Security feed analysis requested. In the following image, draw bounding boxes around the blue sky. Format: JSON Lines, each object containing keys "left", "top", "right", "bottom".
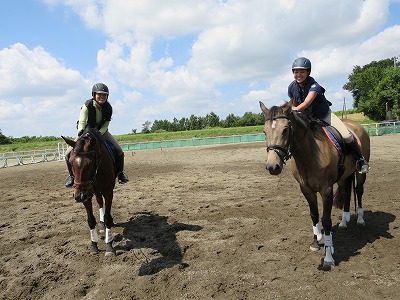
{"left": 1, "top": 0, "right": 400, "bottom": 137}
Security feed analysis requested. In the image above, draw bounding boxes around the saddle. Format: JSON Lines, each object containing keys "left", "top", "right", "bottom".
{"left": 309, "top": 118, "right": 354, "bottom": 180}
{"left": 104, "top": 140, "right": 117, "bottom": 163}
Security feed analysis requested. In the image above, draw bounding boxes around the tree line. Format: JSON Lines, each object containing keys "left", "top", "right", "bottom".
{"left": 0, "top": 130, "right": 60, "bottom": 145}
{"left": 142, "top": 111, "right": 264, "bottom": 133}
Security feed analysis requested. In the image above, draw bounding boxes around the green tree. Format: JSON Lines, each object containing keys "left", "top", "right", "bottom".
{"left": 221, "top": 113, "right": 240, "bottom": 128}
{"left": 0, "top": 129, "right": 12, "bottom": 145}
{"left": 343, "top": 58, "right": 400, "bottom": 120}
{"left": 205, "top": 112, "right": 220, "bottom": 127}
{"left": 142, "top": 121, "right": 152, "bottom": 133}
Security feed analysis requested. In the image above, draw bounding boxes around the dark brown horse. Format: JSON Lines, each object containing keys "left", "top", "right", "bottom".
{"left": 62, "top": 127, "right": 117, "bottom": 255}
{"left": 259, "top": 100, "right": 370, "bottom": 271}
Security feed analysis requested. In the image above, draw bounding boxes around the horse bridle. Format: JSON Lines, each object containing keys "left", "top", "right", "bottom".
{"left": 72, "top": 149, "right": 100, "bottom": 193}
{"left": 265, "top": 115, "right": 293, "bottom": 164}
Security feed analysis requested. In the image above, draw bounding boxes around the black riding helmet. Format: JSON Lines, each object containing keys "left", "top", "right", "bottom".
{"left": 292, "top": 57, "right": 311, "bottom": 73}
{"left": 92, "top": 83, "right": 109, "bottom": 97}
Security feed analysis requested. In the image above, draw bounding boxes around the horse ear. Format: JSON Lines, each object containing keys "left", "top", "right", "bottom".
{"left": 61, "top": 136, "right": 76, "bottom": 148}
{"left": 90, "top": 136, "right": 97, "bottom": 147}
{"left": 283, "top": 100, "right": 292, "bottom": 115}
{"left": 259, "top": 101, "right": 269, "bottom": 115}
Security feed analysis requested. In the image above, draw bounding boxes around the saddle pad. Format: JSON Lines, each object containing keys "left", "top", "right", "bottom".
{"left": 322, "top": 127, "right": 342, "bottom": 154}
{"left": 322, "top": 127, "right": 361, "bottom": 155}
{"left": 104, "top": 140, "right": 116, "bottom": 162}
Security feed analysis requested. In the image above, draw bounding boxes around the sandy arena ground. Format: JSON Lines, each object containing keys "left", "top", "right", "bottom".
{"left": 0, "top": 134, "right": 399, "bottom": 300}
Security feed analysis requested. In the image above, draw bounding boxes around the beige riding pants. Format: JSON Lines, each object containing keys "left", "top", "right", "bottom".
{"left": 321, "top": 110, "right": 353, "bottom": 143}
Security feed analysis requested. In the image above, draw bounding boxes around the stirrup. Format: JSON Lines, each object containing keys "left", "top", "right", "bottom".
{"left": 65, "top": 175, "right": 74, "bottom": 188}
{"left": 357, "top": 159, "right": 370, "bottom": 174}
{"left": 118, "top": 172, "right": 129, "bottom": 184}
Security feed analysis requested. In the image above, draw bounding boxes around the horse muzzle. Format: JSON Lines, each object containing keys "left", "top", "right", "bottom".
{"left": 266, "top": 163, "right": 283, "bottom": 175}
{"left": 73, "top": 189, "right": 93, "bottom": 203}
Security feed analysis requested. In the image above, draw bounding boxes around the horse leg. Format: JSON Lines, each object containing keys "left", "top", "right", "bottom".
{"left": 102, "top": 191, "right": 116, "bottom": 256}
{"left": 320, "top": 187, "right": 335, "bottom": 271}
{"left": 95, "top": 194, "right": 106, "bottom": 234}
{"left": 355, "top": 173, "right": 366, "bottom": 227}
{"left": 300, "top": 186, "right": 322, "bottom": 251}
{"left": 338, "top": 175, "right": 353, "bottom": 229}
{"left": 83, "top": 199, "right": 99, "bottom": 254}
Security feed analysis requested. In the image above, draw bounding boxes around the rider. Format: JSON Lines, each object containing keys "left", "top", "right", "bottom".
{"left": 64, "top": 83, "right": 129, "bottom": 187}
{"left": 288, "top": 57, "right": 370, "bottom": 174}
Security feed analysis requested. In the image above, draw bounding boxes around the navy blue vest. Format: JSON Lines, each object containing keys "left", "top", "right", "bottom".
{"left": 288, "top": 76, "right": 331, "bottom": 118}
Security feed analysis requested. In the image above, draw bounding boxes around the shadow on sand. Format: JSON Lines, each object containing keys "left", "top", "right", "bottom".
{"left": 114, "top": 212, "right": 202, "bottom": 276}
{"left": 323, "top": 210, "right": 396, "bottom": 269}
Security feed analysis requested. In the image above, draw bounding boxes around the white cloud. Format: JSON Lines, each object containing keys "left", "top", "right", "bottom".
{"left": 1, "top": 0, "right": 399, "bottom": 137}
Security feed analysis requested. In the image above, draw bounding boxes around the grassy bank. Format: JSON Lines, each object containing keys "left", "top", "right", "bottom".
{"left": 0, "top": 126, "right": 264, "bottom": 153}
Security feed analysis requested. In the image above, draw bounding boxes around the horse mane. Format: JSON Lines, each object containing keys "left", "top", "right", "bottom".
{"left": 291, "top": 109, "right": 326, "bottom": 141}
{"left": 74, "top": 127, "right": 103, "bottom": 153}
{"left": 266, "top": 106, "right": 282, "bottom": 121}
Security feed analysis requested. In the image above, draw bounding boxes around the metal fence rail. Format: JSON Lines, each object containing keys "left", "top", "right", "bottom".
{"left": 0, "top": 143, "right": 67, "bottom": 168}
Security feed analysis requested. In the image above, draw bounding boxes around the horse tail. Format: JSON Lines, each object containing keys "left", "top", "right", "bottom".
{"left": 352, "top": 172, "right": 357, "bottom": 213}
{"left": 333, "top": 172, "right": 356, "bottom": 210}
{"left": 333, "top": 185, "right": 343, "bottom": 209}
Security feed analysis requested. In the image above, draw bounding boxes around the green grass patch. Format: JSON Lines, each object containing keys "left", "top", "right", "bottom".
{"left": 0, "top": 126, "right": 264, "bottom": 153}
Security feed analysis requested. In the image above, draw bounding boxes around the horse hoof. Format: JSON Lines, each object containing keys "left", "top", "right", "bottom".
{"left": 99, "top": 222, "right": 105, "bottom": 234}
{"left": 338, "top": 221, "right": 348, "bottom": 229}
{"left": 309, "top": 241, "right": 320, "bottom": 251}
{"left": 105, "top": 242, "right": 116, "bottom": 256}
{"left": 322, "top": 261, "right": 335, "bottom": 271}
{"left": 90, "top": 242, "right": 99, "bottom": 255}
{"left": 357, "top": 221, "right": 366, "bottom": 227}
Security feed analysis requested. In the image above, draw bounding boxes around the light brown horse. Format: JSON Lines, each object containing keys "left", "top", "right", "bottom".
{"left": 62, "top": 127, "right": 117, "bottom": 255}
{"left": 259, "top": 100, "right": 370, "bottom": 271}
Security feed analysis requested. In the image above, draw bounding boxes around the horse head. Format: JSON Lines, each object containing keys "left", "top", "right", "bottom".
{"left": 62, "top": 127, "right": 102, "bottom": 202}
{"left": 259, "top": 101, "right": 293, "bottom": 175}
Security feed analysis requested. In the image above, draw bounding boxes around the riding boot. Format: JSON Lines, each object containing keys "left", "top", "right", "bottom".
{"left": 65, "top": 159, "right": 74, "bottom": 188}
{"left": 116, "top": 154, "right": 129, "bottom": 184}
{"left": 346, "top": 139, "right": 370, "bottom": 174}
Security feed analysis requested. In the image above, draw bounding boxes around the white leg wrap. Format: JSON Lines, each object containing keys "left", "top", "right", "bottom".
{"left": 99, "top": 208, "right": 104, "bottom": 222}
{"left": 342, "top": 211, "right": 350, "bottom": 222}
{"left": 313, "top": 222, "right": 323, "bottom": 242}
{"left": 90, "top": 229, "right": 99, "bottom": 243}
{"left": 323, "top": 233, "right": 335, "bottom": 266}
{"left": 105, "top": 228, "right": 113, "bottom": 243}
{"left": 324, "top": 233, "right": 334, "bottom": 254}
{"left": 357, "top": 207, "right": 365, "bottom": 225}
{"left": 339, "top": 211, "right": 350, "bottom": 228}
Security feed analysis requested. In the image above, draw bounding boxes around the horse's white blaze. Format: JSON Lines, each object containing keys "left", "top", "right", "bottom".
{"left": 76, "top": 157, "right": 82, "bottom": 167}
{"left": 313, "top": 222, "right": 323, "bottom": 242}
{"left": 90, "top": 229, "right": 99, "bottom": 243}
{"left": 272, "top": 120, "right": 276, "bottom": 129}
{"left": 105, "top": 228, "right": 113, "bottom": 243}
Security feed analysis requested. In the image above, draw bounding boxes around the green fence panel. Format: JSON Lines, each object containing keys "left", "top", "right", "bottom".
{"left": 121, "top": 133, "right": 266, "bottom": 151}
{"left": 120, "top": 126, "right": 398, "bottom": 152}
